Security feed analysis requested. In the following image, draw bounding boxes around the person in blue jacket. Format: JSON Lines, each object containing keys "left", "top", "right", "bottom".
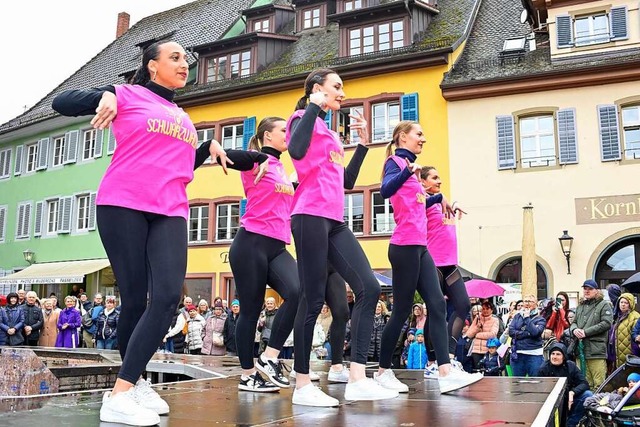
{"left": 407, "top": 329, "right": 428, "bottom": 369}
{"left": 477, "top": 338, "right": 504, "bottom": 376}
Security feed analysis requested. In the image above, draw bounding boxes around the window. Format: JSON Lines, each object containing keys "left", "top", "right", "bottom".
{"left": 371, "top": 191, "right": 395, "bottom": 234}
{"left": 184, "top": 278, "right": 212, "bottom": 305}
{"left": 303, "top": 8, "right": 320, "bottom": 29}
{"left": 574, "top": 14, "right": 609, "bottom": 46}
{"left": 197, "top": 128, "right": 215, "bottom": 164}
{"left": 25, "top": 143, "right": 38, "bottom": 173}
{"left": 222, "top": 124, "right": 244, "bottom": 150}
{"left": 495, "top": 257, "right": 548, "bottom": 300}
{"left": 519, "top": 115, "right": 556, "bottom": 168}
{"left": 372, "top": 101, "right": 400, "bottom": 142}
{"left": 216, "top": 203, "right": 240, "bottom": 241}
{"left": 82, "top": 129, "right": 97, "bottom": 160}
{"left": 52, "top": 136, "right": 65, "bottom": 167}
{"left": 206, "top": 50, "right": 251, "bottom": 82}
{"left": 76, "top": 194, "right": 90, "bottom": 232}
{"left": 0, "top": 148, "right": 10, "bottom": 179}
{"left": 189, "top": 205, "right": 209, "bottom": 243}
{"left": 253, "top": 19, "right": 270, "bottom": 33}
{"left": 349, "top": 21, "right": 404, "bottom": 56}
{"left": 46, "top": 199, "right": 59, "bottom": 235}
{"left": 0, "top": 205, "right": 6, "bottom": 243}
{"left": 622, "top": 106, "right": 640, "bottom": 160}
{"left": 344, "top": 193, "right": 364, "bottom": 234}
{"left": 15, "top": 202, "right": 31, "bottom": 240}
{"left": 337, "top": 106, "right": 364, "bottom": 145}
{"left": 344, "top": 0, "right": 363, "bottom": 12}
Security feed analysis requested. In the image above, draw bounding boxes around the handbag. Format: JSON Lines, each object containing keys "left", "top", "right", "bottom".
{"left": 8, "top": 330, "right": 25, "bottom": 346}
{"left": 212, "top": 331, "right": 224, "bottom": 347}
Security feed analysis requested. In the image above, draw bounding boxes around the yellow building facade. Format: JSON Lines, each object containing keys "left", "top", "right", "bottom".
{"left": 183, "top": 63, "right": 460, "bottom": 303}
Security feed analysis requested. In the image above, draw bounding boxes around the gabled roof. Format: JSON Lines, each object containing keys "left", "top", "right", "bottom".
{"left": 0, "top": 0, "right": 255, "bottom": 135}
{"left": 442, "top": 0, "right": 640, "bottom": 89}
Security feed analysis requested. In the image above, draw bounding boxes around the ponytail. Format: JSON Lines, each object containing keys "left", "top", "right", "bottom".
{"left": 248, "top": 135, "right": 261, "bottom": 151}
{"left": 131, "top": 41, "right": 165, "bottom": 86}
{"left": 293, "top": 68, "right": 337, "bottom": 111}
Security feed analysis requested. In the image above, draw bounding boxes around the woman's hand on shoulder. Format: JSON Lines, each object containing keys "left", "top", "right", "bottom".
{"left": 91, "top": 92, "right": 117, "bottom": 130}
{"left": 309, "top": 91, "right": 327, "bottom": 108}
{"left": 253, "top": 158, "right": 268, "bottom": 184}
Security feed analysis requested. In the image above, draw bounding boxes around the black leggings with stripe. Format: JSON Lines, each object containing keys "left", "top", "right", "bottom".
{"left": 379, "top": 244, "right": 450, "bottom": 368}
{"left": 97, "top": 205, "right": 187, "bottom": 384}
{"left": 229, "top": 227, "right": 300, "bottom": 370}
{"left": 292, "top": 215, "right": 380, "bottom": 374}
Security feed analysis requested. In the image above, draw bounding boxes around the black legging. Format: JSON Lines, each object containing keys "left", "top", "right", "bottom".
{"left": 380, "top": 244, "right": 449, "bottom": 368}
{"left": 292, "top": 215, "right": 380, "bottom": 374}
{"left": 325, "top": 265, "right": 350, "bottom": 365}
{"left": 439, "top": 265, "right": 471, "bottom": 353}
{"left": 229, "top": 227, "right": 299, "bottom": 370}
{"left": 97, "top": 205, "right": 186, "bottom": 384}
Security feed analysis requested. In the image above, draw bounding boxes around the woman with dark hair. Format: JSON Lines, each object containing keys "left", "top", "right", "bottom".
{"left": 420, "top": 166, "right": 471, "bottom": 352}
{"left": 286, "top": 68, "right": 397, "bottom": 406}
{"left": 375, "top": 121, "right": 482, "bottom": 394}
{"left": 53, "top": 41, "right": 229, "bottom": 426}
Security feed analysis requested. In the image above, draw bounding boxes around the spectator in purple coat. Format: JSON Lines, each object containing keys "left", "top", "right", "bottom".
{"left": 55, "top": 296, "right": 82, "bottom": 348}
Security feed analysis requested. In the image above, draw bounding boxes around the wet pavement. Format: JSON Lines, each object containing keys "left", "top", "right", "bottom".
{"left": 0, "top": 358, "right": 565, "bottom": 426}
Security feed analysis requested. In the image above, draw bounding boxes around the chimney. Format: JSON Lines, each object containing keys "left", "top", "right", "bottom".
{"left": 116, "top": 12, "right": 130, "bottom": 38}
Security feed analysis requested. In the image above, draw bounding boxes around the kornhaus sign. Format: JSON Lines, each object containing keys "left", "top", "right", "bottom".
{"left": 576, "top": 194, "right": 640, "bottom": 225}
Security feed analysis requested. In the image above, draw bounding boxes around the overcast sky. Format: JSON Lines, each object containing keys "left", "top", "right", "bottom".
{"left": 0, "top": 1, "right": 194, "bottom": 125}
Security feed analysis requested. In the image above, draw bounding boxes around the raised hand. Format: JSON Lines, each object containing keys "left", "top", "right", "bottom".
{"left": 349, "top": 110, "right": 369, "bottom": 146}
{"left": 208, "top": 139, "right": 234, "bottom": 174}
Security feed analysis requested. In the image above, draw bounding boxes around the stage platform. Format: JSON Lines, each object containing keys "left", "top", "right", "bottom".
{"left": 0, "top": 356, "right": 566, "bottom": 427}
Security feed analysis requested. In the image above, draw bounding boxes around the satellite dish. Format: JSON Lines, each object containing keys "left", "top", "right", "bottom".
{"left": 520, "top": 9, "right": 529, "bottom": 24}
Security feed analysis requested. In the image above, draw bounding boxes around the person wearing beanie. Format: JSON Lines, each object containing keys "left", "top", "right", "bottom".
{"left": 407, "top": 329, "right": 428, "bottom": 369}
{"left": 570, "top": 280, "right": 613, "bottom": 390}
{"left": 0, "top": 292, "right": 25, "bottom": 346}
{"left": 609, "top": 292, "right": 640, "bottom": 371}
{"left": 606, "top": 284, "right": 622, "bottom": 320}
{"left": 223, "top": 300, "right": 240, "bottom": 356}
{"left": 538, "top": 342, "right": 592, "bottom": 427}
{"left": 400, "top": 328, "right": 417, "bottom": 368}
{"left": 184, "top": 305, "right": 205, "bottom": 355}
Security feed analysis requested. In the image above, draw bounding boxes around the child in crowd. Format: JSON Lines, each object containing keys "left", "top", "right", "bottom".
{"left": 401, "top": 328, "right": 416, "bottom": 368}
{"left": 584, "top": 373, "right": 640, "bottom": 413}
{"left": 407, "top": 329, "right": 427, "bottom": 370}
{"left": 477, "top": 338, "right": 504, "bottom": 376}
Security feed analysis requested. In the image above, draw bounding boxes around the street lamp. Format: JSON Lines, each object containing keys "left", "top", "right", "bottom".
{"left": 23, "top": 249, "right": 35, "bottom": 265}
{"left": 558, "top": 230, "right": 573, "bottom": 275}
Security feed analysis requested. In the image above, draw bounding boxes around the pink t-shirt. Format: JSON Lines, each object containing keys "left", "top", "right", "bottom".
{"left": 97, "top": 85, "right": 197, "bottom": 219}
{"left": 286, "top": 110, "right": 345, "bottom": 222}
{"left": 240, "top": 154, "right": 294, "bottom": 244}
{"left": 387, "top": 156, "right": 428, "bottom": 246}
{"left": 426, "top": 203, "right": 458, "bottom": 266}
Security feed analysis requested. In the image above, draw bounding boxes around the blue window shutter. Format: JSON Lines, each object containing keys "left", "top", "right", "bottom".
{"left": 496, "top": 115, "right": 516, "bottom": 170}
{"left": 239, "top": 199, "right": 248, "bottom": 217}
{"left": 557, "top": 108, "right": 578, "bottom": 164}
{"left": 242, "top": 116, "right": 256, "bottom": 150}
{"left": 400, "top": 93, "right": 419, "bottom": 121}
{"left": 324, "top": 110, "right": 333, "bottom": 129}
{"left": 597, "top": 105, "right": 621, "bottom": 161}
{"left": 610, "top": 6, "right": 628, "bottom": 40}
{"left": 556, "top": 15, "right": 573, "bottom": 48}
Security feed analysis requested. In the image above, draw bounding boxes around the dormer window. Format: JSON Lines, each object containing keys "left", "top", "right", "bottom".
{"left": 344, "top": 1, "right": 363, "bottom": 12}
{"left": 349, "top": 21, "right": 405, "bottom": 55}
{"left": 303, "top": 7, "right": 321, "bottom": 29}
{"left": 252, "top": 18, "right": 271, "bottom": 33}
{"left": 206, "top": 50, "right": 252, "bottom": 82}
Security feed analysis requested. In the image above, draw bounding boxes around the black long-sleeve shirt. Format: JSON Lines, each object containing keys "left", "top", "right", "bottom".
{"left": 52, "top": 82, "right": 216, "bottom": 170}
{"left": 288, "top": 103, "right": 369, "bottom": 189}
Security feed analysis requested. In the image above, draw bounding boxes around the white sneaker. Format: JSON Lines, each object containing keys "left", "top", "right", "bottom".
{"left": 327, "top": 366, "right": 350, "bottom": 383}
{"left": 292, "top": 383, "right": 339, "bottom": 407}
{"left": 373, "top": 369, "right": 409, "bottom": 393}
{"left": 238, "top": 372, "right": 281, "bottom": 392}
{"left": 290, "top": 368, "right": 320, "bottom": 381}
{"left": 344, "top": 378, "right": 399, "bottom": 401}
{"left": 450, "top": 358, "right": 465, "bottom": 371}
{"left": 134, "top": 378, "right": 170, "bottom": 415}
{"left": 424, "top": 364, "right": 439, "bottom": 379}
{"left": 100, "top": 390, "right": 161, "bottom": 426}
{"left": 256, "top": 355, "right": 291, "bottom": 388}
{"left": 439, "top": 369, "right": 483, "bottom": 394}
